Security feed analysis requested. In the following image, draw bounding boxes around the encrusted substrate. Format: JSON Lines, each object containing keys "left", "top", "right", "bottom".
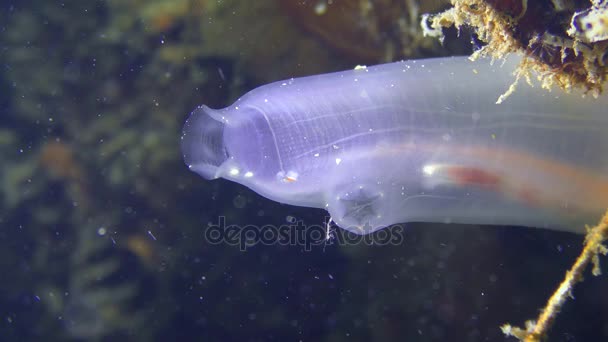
{"left": 424, "top": 0, "right": 608, "bottom": 99}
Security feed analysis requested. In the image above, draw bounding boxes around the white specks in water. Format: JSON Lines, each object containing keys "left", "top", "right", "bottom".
{"left": 244, "top": 171, "right": 254, "bottom": 178}
{"left": 313, "top": 153, "right": 320, "bottom": 157}
{"left": 472, "top": 111, "right": 480, "bottom": 122}
{"left": 229, "top": 168, "right": 240, "bottom": 176}
{"left": 335, "top": 158, "right": 342, "bottom": 165}
{"left": 332, "top": 144, "right": 340, "bottom": 150}
{"left": 235, "top": 106, "right": 239, "bottom": 110}
{"left": 314, "top": 1, "right": 327, "bottom": 15}
{"left": 442, "top": 133, "right": 452, "bottom": 142}
{"left": 97, "top": 227, "right": 107, "bottom": 236}
{"left": 147, "top": 230, "right": 157, "bottom": 241}
{"left": 233, "top": 194, "right": 247, "bottom": 209}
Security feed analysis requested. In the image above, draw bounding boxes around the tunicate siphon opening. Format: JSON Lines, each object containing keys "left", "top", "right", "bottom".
{"left": 181, "top": 105, "right": 229, "bottom": 179}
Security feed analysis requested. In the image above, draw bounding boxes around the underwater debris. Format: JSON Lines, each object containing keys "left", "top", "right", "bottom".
{"left": 423, "top": 0, "right": 608, "bottom": 99}
{"left": 501, "top": 210, "right": 608, "bottom": 342}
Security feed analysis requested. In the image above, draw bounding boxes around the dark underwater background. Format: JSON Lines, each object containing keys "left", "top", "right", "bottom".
{"left": 1, "top": 1, "right": 607, "bottom": 341}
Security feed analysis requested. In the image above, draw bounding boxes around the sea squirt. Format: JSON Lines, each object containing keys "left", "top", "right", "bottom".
{"left": 181, "top": 55, "right": 608, "bottom": 235}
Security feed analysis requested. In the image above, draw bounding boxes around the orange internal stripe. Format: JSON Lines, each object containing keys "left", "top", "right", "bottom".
{"left": 445, "top": 166, "right": 502, "bottom": 189}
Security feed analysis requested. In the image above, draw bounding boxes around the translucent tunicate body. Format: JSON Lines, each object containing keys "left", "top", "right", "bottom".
{"left": 182, "top": 55, "right": 608, "bottom": 234}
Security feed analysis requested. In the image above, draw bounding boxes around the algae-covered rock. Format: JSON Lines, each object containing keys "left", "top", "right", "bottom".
{"left": 424, "top": 0, "right": 608, "bottom": 97}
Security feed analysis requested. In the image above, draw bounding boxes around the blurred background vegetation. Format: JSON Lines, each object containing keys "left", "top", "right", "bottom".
{"left": 1, "top": 0, "right": 607, "bottom": 341}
